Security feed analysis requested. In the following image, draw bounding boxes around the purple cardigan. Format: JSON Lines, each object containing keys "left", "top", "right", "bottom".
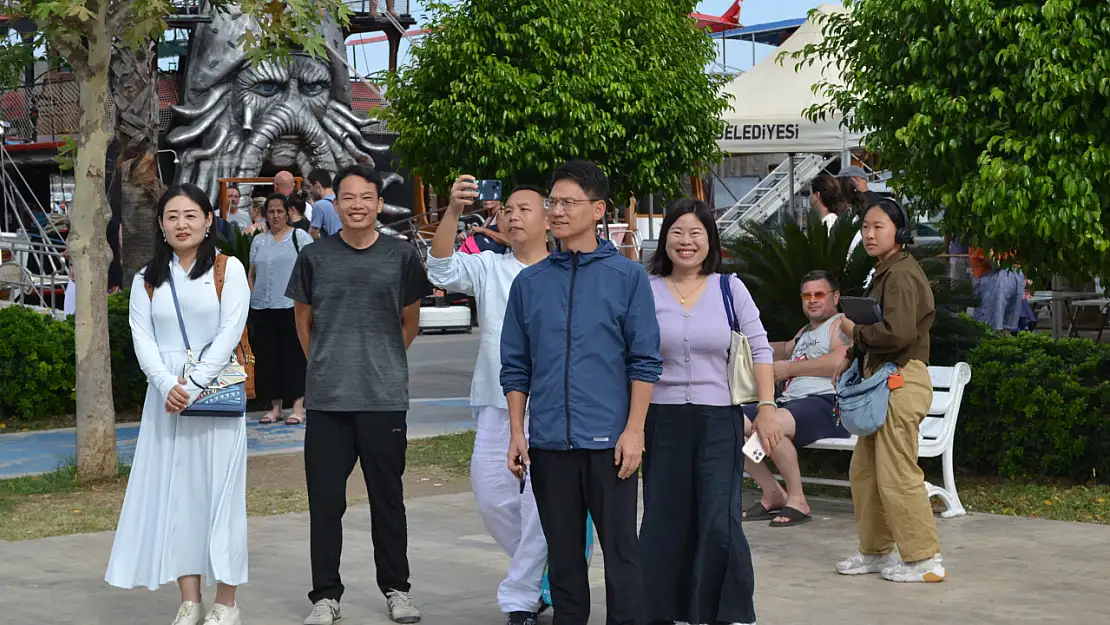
{"left": 649, "top": 273, "right": 773, "bottom": 406}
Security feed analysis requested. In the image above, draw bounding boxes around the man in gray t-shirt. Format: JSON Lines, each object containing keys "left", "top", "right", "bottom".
{"left": 285, "top": 164, "right": 432, "bottom": 625}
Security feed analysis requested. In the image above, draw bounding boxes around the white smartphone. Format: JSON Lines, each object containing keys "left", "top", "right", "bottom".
{"left": 742, "top": 435, "right": 767, "bottom": 463}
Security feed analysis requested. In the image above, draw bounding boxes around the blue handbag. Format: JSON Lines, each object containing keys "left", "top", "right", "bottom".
{"left": 834, "top": 359, "right": 897, "bottom": 436}
{"left": 168, "top": 273, "right": 248, "bottom": 417}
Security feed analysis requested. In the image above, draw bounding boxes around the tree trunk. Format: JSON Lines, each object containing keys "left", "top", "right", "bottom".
{"left": 111, "top": 41, "right": 162, "bottom": 283}
{"left": 71, "top": 17, "right": 119, "bottom": 481}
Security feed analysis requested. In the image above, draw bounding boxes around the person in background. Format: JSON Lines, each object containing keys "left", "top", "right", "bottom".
{"left": 809, "top": 174, "right": 847, "bottom": 232}
{"left": 105, "top": 184, "right": 250, "bottom": 625}
{"left": 427, "top": 175, "right": 552, "bottom": 625}
{"left": 639, "top": 198, "right": 771, "bottom": 625}
{"left": 245, "top": 197, "right": 268, "bottom": 234}
{"left": 225, "top": 186, "right": 253, "bottom": 232}
{"left": 275, "top": 170, "right": 297, "bottom": 198}
{"left": 741, "top": 270, "right": 851, "bottom": 527}
{"left": 288, "top": 191, "right": 312, "bottom": 231}
{"left": 836, "top": 198, "right": 945, "bottom": 583}
{"left": 308, "top": 170, "right": 342, "bottom": 239}
{"left": 501, "top": 160, "right": 661, "bottom": 625}
{"left": 249, "top": 193, "right": 314, "bottom": 425}
{"left": 287, "top": 163, "right": 432, "bottom": 625}
{"left": 968, "top": 247, "right": 1026, "bottom": 332}
{"left": 838, "top": 165, "right": 883, "bottom": 209}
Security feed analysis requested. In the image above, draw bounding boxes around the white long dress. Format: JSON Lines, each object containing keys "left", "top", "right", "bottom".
{"left": 105, "top": 255, "right": 251, "bottom": 590}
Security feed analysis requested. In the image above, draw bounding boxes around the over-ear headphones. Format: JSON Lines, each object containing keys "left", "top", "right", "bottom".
{"left": 878, "top": 197, "right": 914, "bottom": 245}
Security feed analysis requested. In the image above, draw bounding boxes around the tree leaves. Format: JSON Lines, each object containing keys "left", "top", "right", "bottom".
{"left": 797, "top": 0, "right": 1110, "bottom": 282}
{"left": 384, "top": 0, "right": 728, "bottom": 204}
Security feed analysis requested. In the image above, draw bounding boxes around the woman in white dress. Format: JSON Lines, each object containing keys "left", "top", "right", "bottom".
{"left": 105, "top": 183, "right": 250, "bottom": 625}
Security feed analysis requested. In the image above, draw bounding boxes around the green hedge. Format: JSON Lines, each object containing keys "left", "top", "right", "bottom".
{"left": 960, "top": 332, "right": 1110, "bottom": 482}
{"left": 0, "top": 305, "right": 76, "bottom": 419}
{"left": 0, "top": 291, "right": 147, "bottom": 421}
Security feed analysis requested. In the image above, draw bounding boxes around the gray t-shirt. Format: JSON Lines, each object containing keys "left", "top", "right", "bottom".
{"left": 227, "top": 208, "right": 253, "bottom": 231}
{"left": 285, "top": 234, "right": 433, "bottom": 412}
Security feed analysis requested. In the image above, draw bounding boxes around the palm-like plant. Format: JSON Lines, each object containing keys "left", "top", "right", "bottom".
{"left": 723, "top": 212, "right": 985, "bottom": 365}
{"left": 215, "top": 227, "right": 257, "bottom": 270}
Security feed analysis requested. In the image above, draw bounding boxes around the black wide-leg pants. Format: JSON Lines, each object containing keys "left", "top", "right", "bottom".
{"left": 640, "top": 403, "right": 756, "bottom": 625}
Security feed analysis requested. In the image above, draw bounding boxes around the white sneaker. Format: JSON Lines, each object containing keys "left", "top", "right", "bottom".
{"left": 172, "top": 601, "right": 205, "bottom": 625}
{"left": 835, "top": 551, "right": 901, "bottom": 575}
{"left": 304, "top": 599, "right": 342, "bottom": 625}
{"left": 386, "top": 590, "right": 422, "bottom": 624}
{"left": 203, "top": 604, "right": 241, "bottom": 625}
{"left": 881, "top": 553, "right": 946, "bottom": 583}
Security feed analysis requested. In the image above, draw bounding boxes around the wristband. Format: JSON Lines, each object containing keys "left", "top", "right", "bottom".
{"left": 757, "top": 400, "right": 777, "bottom": 411}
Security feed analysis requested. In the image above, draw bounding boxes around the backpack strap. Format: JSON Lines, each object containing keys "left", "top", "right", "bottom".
{"left": 292, "top": 229, "right": 302, "bottom": 254}
{"left": 214, "top": 254, "right": 227, "bottom": 302}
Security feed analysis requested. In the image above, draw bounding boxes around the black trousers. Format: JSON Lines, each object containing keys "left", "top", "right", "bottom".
{"left": 305, "top": 410, "right": 411, "bottom": 603}
{"left": 640, "top": 404, "right": 756, "bottom": 625}
{"left": 248, "top": 307, "right": 306, "bottom": 403}
{"left": 530, "top": 448, "right": 640, "bottom": 625}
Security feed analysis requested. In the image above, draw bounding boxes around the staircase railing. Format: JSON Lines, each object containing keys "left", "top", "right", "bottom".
{"left": 716, "top": 153, "right": 834, "bottom": 240}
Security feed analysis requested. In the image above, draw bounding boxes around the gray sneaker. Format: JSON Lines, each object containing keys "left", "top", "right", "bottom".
{"left": 304, "top": 599, "right": 341, "bottom": 625}
{"left": 386, "top": 590, "right": 421, "bottom": 624}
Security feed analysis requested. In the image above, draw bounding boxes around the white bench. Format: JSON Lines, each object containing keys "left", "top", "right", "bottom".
{"left": 799, "top": 362, "right": 972, "bottom": 518}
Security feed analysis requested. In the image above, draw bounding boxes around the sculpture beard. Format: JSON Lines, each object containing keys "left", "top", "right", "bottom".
{"left": 168, "top": 54, "right": 411, "bottom": 235}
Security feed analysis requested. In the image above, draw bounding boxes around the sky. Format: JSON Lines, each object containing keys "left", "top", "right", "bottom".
{"left": 346, "top": 0, "right": 841, "bottom": 78}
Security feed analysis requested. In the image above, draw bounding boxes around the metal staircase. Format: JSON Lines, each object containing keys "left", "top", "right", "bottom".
{"left": 716, "top": 153, "right": 834, "bottom": 240}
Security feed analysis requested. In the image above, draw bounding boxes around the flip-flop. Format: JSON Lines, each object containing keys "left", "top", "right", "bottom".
{"left": 259, "top": 415, "right": 280, "bottom": 424}
{"left": 769, "top": 506, "right": 812, "bottom": 527}
{"left": 742, "top": 501, "right": 780, "bottom": 522}
{"left": 285, "top": 415, "right": 305, "bottom": 425}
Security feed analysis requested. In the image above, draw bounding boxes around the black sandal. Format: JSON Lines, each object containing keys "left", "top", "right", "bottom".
{"left": 742, "top": 501, "right": 780, "bottom": 522}
{"left": 769, "top": 506, "right": 812, "bottom": 527}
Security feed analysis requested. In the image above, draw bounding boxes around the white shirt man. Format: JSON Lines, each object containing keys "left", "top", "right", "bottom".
{"left": 425, "top": 176, "right": 551, "bottom": 625}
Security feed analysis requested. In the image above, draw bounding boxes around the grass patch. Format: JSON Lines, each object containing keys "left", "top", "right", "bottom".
{"left": 408, "top": 430, "right": 475, "bottom": 476}
{"left": 746, "top": 474, "right": 1110, "bottom": 525}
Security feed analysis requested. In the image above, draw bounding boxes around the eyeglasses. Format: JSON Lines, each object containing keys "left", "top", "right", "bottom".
{"left": 543, "top": 197, "right": 601, "bottom": 212}
{"left": 801, "top": 290, "right": 836, "bottom": 301}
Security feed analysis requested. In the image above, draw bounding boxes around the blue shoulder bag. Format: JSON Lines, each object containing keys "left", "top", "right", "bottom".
{"left": 834, "top": 359, "right": 897, "bottom": 436}
{"left": 168, "top": 272, "right": 248, "bottom": 417}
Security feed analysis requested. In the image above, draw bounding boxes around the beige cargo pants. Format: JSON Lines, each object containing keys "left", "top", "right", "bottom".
{"left": 848, "top": 358, "right": 940, "bottom": 563}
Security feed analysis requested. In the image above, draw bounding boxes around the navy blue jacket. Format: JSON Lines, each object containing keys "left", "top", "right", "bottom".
{"left": 500, "top": 239, "right": 662, "bottom": 450}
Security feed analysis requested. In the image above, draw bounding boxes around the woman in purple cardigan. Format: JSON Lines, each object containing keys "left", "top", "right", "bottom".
{"left": 639, "top": 199, "right": 775, "bottom": 625}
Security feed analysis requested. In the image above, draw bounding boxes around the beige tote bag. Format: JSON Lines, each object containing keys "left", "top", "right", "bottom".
{"left": 720, "top": 274, "right": 758, "bottom": 405}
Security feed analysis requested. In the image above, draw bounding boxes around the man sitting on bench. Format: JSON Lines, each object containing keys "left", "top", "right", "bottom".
{"left": 741, "top": 270, "right": 852, "bottom": 527}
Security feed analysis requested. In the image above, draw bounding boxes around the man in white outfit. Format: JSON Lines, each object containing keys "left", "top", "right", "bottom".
{"left": 426, "top": 175, "right": 550, "bottom": 625}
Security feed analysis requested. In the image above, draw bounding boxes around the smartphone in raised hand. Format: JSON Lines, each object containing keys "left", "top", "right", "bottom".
{"left": 475, "top": 179, "right": 502, "bottom": 202}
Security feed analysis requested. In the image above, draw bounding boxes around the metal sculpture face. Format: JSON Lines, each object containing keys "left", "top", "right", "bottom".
{"left": 167, "top": 2, "right": 411, "bottom": 229}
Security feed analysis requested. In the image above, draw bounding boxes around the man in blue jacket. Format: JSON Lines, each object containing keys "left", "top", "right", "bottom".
{"left": 501, "top": 160, "right": 662, "bottom": 625}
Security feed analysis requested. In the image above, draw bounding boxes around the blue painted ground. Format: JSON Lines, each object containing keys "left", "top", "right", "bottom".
{"left": 0, "top": 397, "right": 475, "bottom": 479}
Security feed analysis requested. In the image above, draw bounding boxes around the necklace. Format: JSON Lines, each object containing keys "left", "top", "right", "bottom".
{"left": 668, "top": 276, "right": 706, "bottom": 305}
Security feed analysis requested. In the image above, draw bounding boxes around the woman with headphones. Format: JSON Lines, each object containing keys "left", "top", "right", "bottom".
{"left": 834, "top": 198, "right": 945, "bottom": 584}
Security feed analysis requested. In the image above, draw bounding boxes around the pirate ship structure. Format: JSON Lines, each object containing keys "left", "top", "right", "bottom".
{"left": 0, "top": 1, "right": 418, "bottom": 307}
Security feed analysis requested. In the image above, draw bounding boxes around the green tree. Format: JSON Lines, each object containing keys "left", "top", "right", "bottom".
{"left": 384, "top": 0, "right": 729, "bottom": 203}
{"left": 0, "top": 0, "right": 351, "bottom": 480}
{"left": 797, "top": 0, "right": 1110, "bottom": 281}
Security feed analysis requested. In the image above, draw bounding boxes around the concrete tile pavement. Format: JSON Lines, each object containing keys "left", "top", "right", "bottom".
{"left": 1, "top": 490, "right": 1107, "bottom": 625}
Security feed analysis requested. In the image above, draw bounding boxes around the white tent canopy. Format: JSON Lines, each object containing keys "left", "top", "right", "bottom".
{"left": 716, "top": 4, "right": 865, "bottom": 154}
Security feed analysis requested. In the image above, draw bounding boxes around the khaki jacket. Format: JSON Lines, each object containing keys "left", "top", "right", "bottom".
{"left": 853, "top": 251, "right": 935, "bottom": 371}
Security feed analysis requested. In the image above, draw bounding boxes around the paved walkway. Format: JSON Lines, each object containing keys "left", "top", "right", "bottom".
{"left": 2, "top": 489, "right": 1108, "bottom": 624}
{"left": 0, "top": 398, "right": 475, "bottom": 478}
